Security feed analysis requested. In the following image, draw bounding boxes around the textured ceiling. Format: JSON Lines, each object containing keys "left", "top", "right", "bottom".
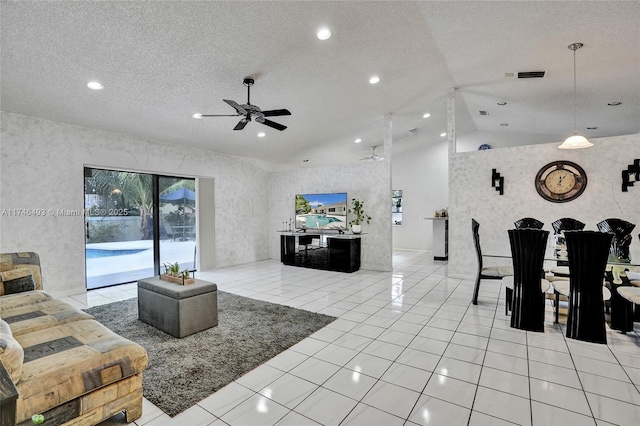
{"left": 1, "top": 1, "right": 638, "bottom": 169}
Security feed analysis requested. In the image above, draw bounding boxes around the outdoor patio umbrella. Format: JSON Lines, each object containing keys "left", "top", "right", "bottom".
{"left": 160, "top": 188, "right": 196, "bottom": 204}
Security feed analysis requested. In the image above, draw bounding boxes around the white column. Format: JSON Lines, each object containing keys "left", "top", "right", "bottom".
{"left": 447, "top": 88, "right": 456, "bottom": 155}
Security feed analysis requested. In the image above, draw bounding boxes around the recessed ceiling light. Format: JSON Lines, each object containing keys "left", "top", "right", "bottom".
{"left": 355, "top": 138, "right": 362, "bottom": 143}
{"left": 440, "top": 132, "right": 447, "bottom": 137}
{"left": 317, "top": 28, "right": 331, "bottom": 40}
{"left": 369, "top": 76, "right": 380, "bottom": 84}
{"left": 192, "top": 113, "right": 203, "bottom": 119}
{"left": 497, "top": 102, "right": 507, "bottom": 106}
{"left": 257, "top": 132, "right": 266, "bottom": 138}
{"left": 87, "top": 81, "right": 104, "bottom": 90}
{"left": 587, "top": 126, "right": 598, "bottom": 130}
{"left": 423, "top": 113, "right": 431, "bottom": 118}
{"left": 607, "top": 102, "right": 622, "bottom": 106}
{"left": 500, "top": 123, "right": 509, "bottom": 126}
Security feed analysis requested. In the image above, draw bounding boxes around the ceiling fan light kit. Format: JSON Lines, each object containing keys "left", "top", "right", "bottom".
{"left": 558, "top": 43, "right": 593, "bottom": 150}
{"left": 198, "top": 77, "right": 291, "bottom": 131}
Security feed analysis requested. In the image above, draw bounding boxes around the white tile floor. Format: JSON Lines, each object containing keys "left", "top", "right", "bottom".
{"left": 61, "top": 250, "right": 640, "bottom": 426}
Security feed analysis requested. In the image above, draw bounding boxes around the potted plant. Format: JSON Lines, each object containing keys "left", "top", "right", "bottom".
{"left": 160, "top": 262, "right": 194, "bottom": 285}
{"left": 348, "top": 198, "right": 371, "bottom": 234}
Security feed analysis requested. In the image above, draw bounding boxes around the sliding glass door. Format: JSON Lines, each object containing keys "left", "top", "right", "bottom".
{"left": 159, "top": 176, "right": 197, "bottom": 273}
{"left": 84, "top": 168, "right": 196, "bottom": 289}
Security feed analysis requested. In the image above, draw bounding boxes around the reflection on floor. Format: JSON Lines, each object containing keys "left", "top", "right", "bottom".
{"left": 57, "top": 250, "right": 640, "bottom": 426}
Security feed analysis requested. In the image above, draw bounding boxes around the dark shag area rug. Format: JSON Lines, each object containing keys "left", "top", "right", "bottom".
{"left": 84, "top": 291, "right": 336, "bottom": 417}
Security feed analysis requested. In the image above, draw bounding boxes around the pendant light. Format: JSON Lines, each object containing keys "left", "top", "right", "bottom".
{"left": 558, "top": 43, "right": 593, "bottom": 149}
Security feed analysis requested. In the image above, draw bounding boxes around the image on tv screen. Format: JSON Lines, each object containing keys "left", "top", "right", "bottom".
{"left": 295, "top": 193, "right": 347, "bottom": 230}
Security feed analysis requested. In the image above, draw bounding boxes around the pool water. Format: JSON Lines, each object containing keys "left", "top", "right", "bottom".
{"left": 85, "top": 248, "right": 148, "bottom": 259}
{"left": 301, "top": 214, "right": 345, "bottom": 228}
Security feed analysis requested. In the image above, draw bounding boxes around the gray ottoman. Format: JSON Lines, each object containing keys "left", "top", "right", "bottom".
{"left": 137, "top": 277, "right": 218, "bottom": 338}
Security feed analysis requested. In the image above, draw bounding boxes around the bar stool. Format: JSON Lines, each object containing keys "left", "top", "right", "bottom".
{"left": 507, "top": 228, "right": 549, "bottom": 332}
{"left": 563, "top": 230, "right": 614, "bottom": 344}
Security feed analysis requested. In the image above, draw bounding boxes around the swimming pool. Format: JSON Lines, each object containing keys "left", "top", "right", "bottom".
{"left": 85, "top": 248, "right": 148, "bottom": 259}
{"left": 299, "top": 214, "right": 346, "bottom": 228}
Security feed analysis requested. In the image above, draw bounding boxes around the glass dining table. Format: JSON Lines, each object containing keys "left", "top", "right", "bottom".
{"left": 484, "top": 249, "right": 640, "bottom": 332}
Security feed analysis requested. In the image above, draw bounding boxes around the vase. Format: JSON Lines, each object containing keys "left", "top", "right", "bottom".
{"left": 352, "top": 224, "right": 362, "bottom": 234}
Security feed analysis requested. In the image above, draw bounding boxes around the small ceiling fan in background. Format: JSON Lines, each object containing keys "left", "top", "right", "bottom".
{"left": 360, "top": 146, "right": 385, "bottom": 161}
{"left": 196, "top": 77, "right": 291, "bottom": 131}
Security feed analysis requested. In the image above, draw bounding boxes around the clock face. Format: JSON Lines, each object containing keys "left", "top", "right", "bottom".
{"left": 535, "top": 161, "right": 587, "bottom": 202}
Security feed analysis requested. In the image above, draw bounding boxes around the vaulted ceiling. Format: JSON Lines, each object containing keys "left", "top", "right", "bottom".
{"left": 2, "top": 1, "right": 638, "bottom": 169}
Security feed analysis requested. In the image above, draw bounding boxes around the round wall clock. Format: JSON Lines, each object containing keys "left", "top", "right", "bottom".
{"left": 535, "top": 161, "right": 587, "bottom": 203}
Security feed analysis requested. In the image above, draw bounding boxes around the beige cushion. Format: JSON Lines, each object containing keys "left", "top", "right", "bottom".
{"left": 553, "top": 279, "right": 611, "bottom": 301}
{"left": 631, "top": 280, "right": 640, "bottom": 288}
{"left": 0, "top": 290, "right": 52, "bottom": 312}
{"left": 14, "top": 320, "right": 148, "bottom": 423}
{"left": 0, "top": 319, "right": 24, "bottom": 383}
{"left": 550, "top": 266, "right": 570, "bottom": 276}
{"left": 547, "top": 275, "right": 570, "bottom": 283}
{"left": 1, "top": 298, "right": 94, "bottom": 336}
{"left": 482, "top": 266, "right": 513, "bottom": 277}
{"left": 618, "top": 286, "right": 640, "bottom": 304}
{"left": 502, "top": 276, "right": 550, "bottom": 293}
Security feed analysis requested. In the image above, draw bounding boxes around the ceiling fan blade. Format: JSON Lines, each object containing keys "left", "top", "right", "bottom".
{"left": 223, "top": 99, "right": 247, "bottom": 115}
{"left": 260, "top": 119, "right": 287, "bottom": 131}
{"left": 200, "top": 114, "right": 240, "bottom": 117}
{"left": 233, "top": 119, "right": 249, "bottom": 131}
{"left": 261, "top": 109, "right": 291, "bottom": 117}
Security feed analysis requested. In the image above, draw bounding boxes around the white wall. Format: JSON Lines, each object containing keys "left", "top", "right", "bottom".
{"left": 269, "top": 160, "right": 392, "bottom": 271}
{"left": 392, "top": 140, "right": 449, "bottom": 250}
{"left": 448, "top": 134, "right": 640, "bottom": 278}
{"left": 0, "top": 112, "right": 272, "bottom": 296}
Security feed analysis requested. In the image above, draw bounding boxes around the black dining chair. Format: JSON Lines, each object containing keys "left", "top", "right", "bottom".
{"left": 562, "top": 230, "right": 615, "bottom": 344}
{"left": 507, "top": 228, "right": 549, "bottom": 332}
{"left": 471, "top": 219, "right": 513, "bottom": 305}
{"left": 549, "top": 218, "right": 586, "bottom": 277}
{"left": 596, "top": 218, "right": 635, "bottom": 261}
{"left": 617, "top": 286, "right": 640, "bottom": 333}
{"left": 551, "top": 218, "right": 586, "bottom": 235}
{"left": 514, "top": 217, "right": 544, "bottom": 230}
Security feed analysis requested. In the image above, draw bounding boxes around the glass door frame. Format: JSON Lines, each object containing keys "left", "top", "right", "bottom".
{"left": 84, "top": 167, "right": 197, "bottom": 289}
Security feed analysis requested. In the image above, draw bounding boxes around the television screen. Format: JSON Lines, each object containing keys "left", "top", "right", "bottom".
{"left": 295, "top": 193, "right": 348, "bottom": 230}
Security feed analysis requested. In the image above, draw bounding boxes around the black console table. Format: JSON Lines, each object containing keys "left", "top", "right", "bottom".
{"left": 280, "top": 233, "right": 361, "bottom": 273}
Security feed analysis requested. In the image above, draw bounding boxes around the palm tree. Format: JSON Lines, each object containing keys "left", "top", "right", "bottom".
{"left": 119, "top": 172, "right": 153, "bottom": 240}
{"left": 86, "top": 170, "right": 154, "bottom": 239}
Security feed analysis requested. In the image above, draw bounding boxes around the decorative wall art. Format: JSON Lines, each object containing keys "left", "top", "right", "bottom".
{"left": 491, "top": 169, "right": 504, "bottom": 195}
{"left": 621, "top": 159, "right": 640, "bottom": 192}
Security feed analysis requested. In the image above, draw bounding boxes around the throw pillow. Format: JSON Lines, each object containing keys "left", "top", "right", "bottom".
{"left": 0, "top": 267, "right": 36, "bottom": 296}
{"left": 0, "top": 319, "right": 24, "bottom": 383}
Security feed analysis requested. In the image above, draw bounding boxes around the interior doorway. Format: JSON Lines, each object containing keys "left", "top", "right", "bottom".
{"left": 84, "top": 167, "right": 196, "bottom": 289}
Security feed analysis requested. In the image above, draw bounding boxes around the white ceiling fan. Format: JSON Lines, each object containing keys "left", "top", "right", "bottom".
{"left": 360, "top": 146, "right": 385, "bottom": 161}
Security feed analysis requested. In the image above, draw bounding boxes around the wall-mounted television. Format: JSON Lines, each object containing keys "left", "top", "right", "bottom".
{"left": 295, "top": 192, "right": 348, "bottom": 230}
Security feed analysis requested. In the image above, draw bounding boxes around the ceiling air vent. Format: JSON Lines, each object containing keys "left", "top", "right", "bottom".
{"left": 408, "top": 128, "right": 420, "bottom": 135}
{"left": 517, "top": 71, "right": 546, "bottom": 79}
{"left": 478, "top": 110, "right": 489, "bottom": 116}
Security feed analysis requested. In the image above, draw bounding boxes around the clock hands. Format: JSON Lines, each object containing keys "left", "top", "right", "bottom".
{"left": 557, "top": 175, "right": 565, "bottom": 186}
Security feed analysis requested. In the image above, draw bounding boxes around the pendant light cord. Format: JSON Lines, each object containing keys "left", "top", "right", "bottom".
{"left": 573, "top": 47, "right": 577, "bottom": 133}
